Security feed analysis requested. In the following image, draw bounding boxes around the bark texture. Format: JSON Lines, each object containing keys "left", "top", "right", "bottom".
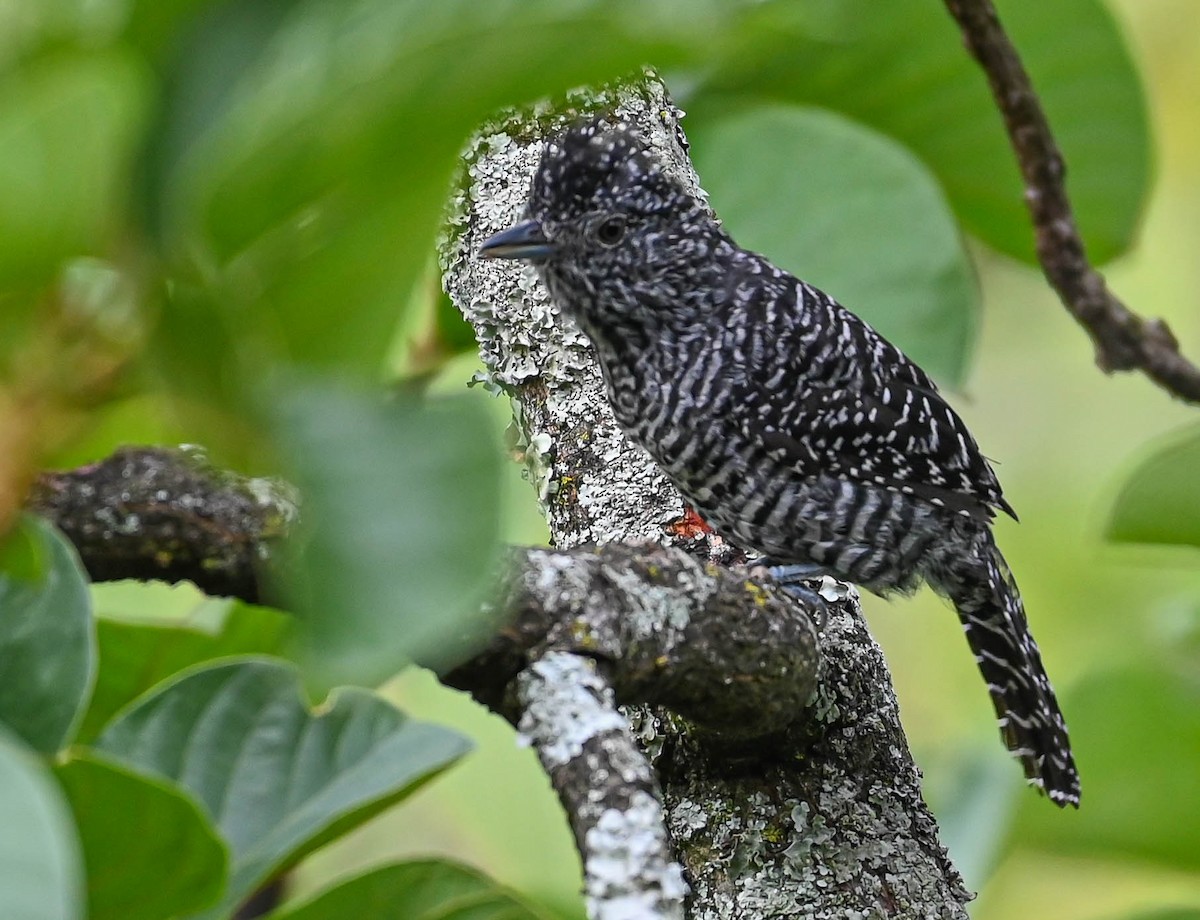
{"left": 23, "top": 72, "right": 973, "bottom": 920}
{"left": 440, "top": 73, "right": 971, "bottom": 919}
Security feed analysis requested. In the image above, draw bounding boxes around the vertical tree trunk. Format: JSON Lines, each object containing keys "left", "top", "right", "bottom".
{"left": 442, "top": 73, "right": 972, "bottom": 918}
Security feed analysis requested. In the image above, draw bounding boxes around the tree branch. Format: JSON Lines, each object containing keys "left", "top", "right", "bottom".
{"left": 442, "top": 72, "right": 971, "bottom": 917}
{"left": 25, "top": 68, "right": 979, "bottom": 920}
{"left": 27, "top": 443, "right": 825, "bottom": 917}
{"left": 943, "top": 0, "right": 1200, "bottom": 404}
{"left": 515, "top": 650, "right": 688, "bottom": 919}
{"left": 26, "top": 446, "right": 295, "bottom": 602}
{"left": 28, "top": 439, "right": 963, "bottom": 916}
{"left": 444, "top": 544, "right": 820, "bottom": 736}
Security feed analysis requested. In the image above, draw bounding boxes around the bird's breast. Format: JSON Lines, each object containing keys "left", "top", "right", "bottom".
{"left": 598, "top": 342, "right": 753, "bottom": 495}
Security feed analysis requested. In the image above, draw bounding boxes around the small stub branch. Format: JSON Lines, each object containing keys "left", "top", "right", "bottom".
{"left": 27, "top": 446, "right": 295, "bottom": 601}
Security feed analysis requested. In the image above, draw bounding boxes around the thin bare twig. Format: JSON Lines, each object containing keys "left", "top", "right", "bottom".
{"left": 944, "top": 0, "right": 1200, "bottom": 404}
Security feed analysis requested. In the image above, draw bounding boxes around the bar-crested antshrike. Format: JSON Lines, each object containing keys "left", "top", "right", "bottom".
{"left": 480, "top": 119, "right": 1079, "bottom": 807}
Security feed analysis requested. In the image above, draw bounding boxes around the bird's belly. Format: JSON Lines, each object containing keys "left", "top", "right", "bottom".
{"left": 633, "top": 418, "right": 805, "bottom": 554}
{"left": 606, "top": 365, "right": 948, "bottom": 594}
{"left": 652, "top": 439, "right": 941, "bottom": 596}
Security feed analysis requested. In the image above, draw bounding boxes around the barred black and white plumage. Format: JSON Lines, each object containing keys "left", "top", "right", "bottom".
{"left": 480, "top": 119, "right": 1080, "bottom": 806}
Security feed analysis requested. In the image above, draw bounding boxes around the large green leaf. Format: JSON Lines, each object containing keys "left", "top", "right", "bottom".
{"left": 144, "top": 0, "right": 737, "bottom": 378}
{"left": 95, "top": 658, "right": 472, "bottom": 920}
{"left": 0, "top": 731, "right": 84, "bottom": 920}
{"left": 0, "top": 50, "right": 150, "bottom": 287}
{"left": 690, "top": 0, "right": 1148, "bottom": 266}
{"left": 925, "top": 749, "right": 1018, "bottom": 892}
{"left": 1010, "top": 666, "right": 1200, "bottom": 870}
{"left": 0, "top": 516, "right": 96, "bottom": 753}
{"left": 1107, "top": 424, "right": 1200, "bottom": 550}
{"left": 690, "top": 104, "right": 977, "bottom": 385}
{"left": 55, "top": 753, "right": 227, "bottom": 920}
{"left": 269, "top": 383, "right": 502, "bottom": 685}
{"left": 270, "top": 860, "right": 552, "bottom": 920}
{"left": 78, "top": 596, "right": 292, "bottom": 743}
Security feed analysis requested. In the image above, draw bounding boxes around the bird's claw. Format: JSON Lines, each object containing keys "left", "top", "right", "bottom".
{"left": 764, "top": 562, "right": 830, "bottom": 632}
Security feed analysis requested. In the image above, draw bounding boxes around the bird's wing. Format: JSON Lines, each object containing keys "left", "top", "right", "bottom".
{"left": 748, "top": 377, "right": 1015, "bottom": 521}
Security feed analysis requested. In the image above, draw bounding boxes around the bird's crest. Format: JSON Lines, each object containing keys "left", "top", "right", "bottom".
{"left": 530, "top": 118, "right": 668, "bottom": 219}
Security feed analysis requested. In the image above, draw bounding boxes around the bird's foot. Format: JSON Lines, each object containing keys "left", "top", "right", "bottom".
{"left": 760, "top": 560, "right": 832, "bottom": 632}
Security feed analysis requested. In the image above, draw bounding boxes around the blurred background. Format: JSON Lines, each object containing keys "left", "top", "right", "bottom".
{"left": 296, "top": 3, "right": 1200, "bottom": 918}
{"left": 2, "top": 0, "right": 1196, "bottom": 917}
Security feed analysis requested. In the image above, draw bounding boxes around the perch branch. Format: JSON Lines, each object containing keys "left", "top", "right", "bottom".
{"left": 442, "top": 73, "right": 971, "bottom": 917}
{"left": 944, "top": 0, "right": 1200, "bottom": 404}
{"left": 26, "top": 445, "right": 831, "bottom": 919}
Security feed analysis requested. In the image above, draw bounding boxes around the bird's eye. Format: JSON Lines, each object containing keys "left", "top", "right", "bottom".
{"left": 595, "top": 215, "right": 627, "bottom": 247}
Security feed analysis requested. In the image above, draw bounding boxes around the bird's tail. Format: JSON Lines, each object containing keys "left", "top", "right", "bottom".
{"left": 928, "top": 529, "right": 1080, "bottom": 807}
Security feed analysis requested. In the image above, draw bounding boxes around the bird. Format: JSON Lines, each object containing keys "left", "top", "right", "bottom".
{"left": 479, "top": 117, "right": 1080, "bottom": 807}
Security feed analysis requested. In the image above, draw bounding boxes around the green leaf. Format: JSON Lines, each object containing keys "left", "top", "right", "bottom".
{"left": 270, "top": 859, "right": 553, "bottom": 920}
{"left": 690, "top": 104, "right": 977, "bottom": 385}
{"left": 0, "top": 731, "right": 84, "bottom": 920}
{"left": 54, "top": 753, "right": 227, "bottom": 920}
{"left": 0, "top": 50, "right": 151, "bottom": 287}
{"left": 146, "top": 274, "right": 239, "bottom": 405}
{"left": 122, "top": 0, "right": 239, "bottom": 72}
{"left": 1010, "top": 666, "right": 1200, "bottom": 870}
{"left": 1107, "top": 424, "right": 1200, "bottom": 550}
{"left": 434, "top": 288, "right": 484, "bottom": 361}
{"left": 691, "top": 0, "right": 1148, "bottom": 265}
{"left": 141, "top": 0, "right": 778, "bottom": 384}
{"left": 926, "top": 749, "right": 1018, "bottom": 891}
{"left": 95, "top": 658, "right": 472, "bottom": 920}
{"left": 91, "top": 578, "right": 209, "bottom": 623}
{"left": 268, "top": 382, "right": 502, "bottom": 685}
{"left": 78, "top": 596, "right": 292, "bottom": 743}
{"left": 0, "top": 516, "right": 96, "bottom": 753}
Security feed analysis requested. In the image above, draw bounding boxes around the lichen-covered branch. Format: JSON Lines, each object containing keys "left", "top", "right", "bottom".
{"left": 943, "top": 0, "right": 1200, "bottom": 404}
{"left": 448, "top": 539, "right": 825, "bottom": 920}
{"left": 442, "top": 72, "right": 970, "bottom": 918}
{"left": 27, "top": 444, "right": 830, "bottom": 919}
{"left": 517, "top": 650, "right": 687, "bottom": 920}
{"left": 445, "top": 544, "right": 820, "bottom": 732}
{"left": 26, "top": 446, "right": 296, "bottom": 601}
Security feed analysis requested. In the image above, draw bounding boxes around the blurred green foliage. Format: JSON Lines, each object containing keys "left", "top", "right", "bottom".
{"left": 690, "top": 104, "right": 979, "bottom": 383}
{"left": 0, "top": 729, "right": 84, "bottom": 920}
{"left": 0, "top": 0, "right": 1196, "bottom": 917}
{"left": 690, "top": 0, "right": 1149, "bottom": 264}
{"left": 1108, "top": 424, "right": 1200, "bottom": 549}
{"left": 267, "top": 383, "right": 503, "bottom": 687}
{"left": 272, "top": 860, "right": 552, "bottom": 920}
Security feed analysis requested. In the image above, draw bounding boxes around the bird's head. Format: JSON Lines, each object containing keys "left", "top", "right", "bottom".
{"left": 480, "top": 118, "right": 722, "bottom": 334}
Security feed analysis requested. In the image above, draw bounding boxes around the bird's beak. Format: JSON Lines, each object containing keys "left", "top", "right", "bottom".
{"left": 479, "top": 219, "right": 557, "bottom": 260}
